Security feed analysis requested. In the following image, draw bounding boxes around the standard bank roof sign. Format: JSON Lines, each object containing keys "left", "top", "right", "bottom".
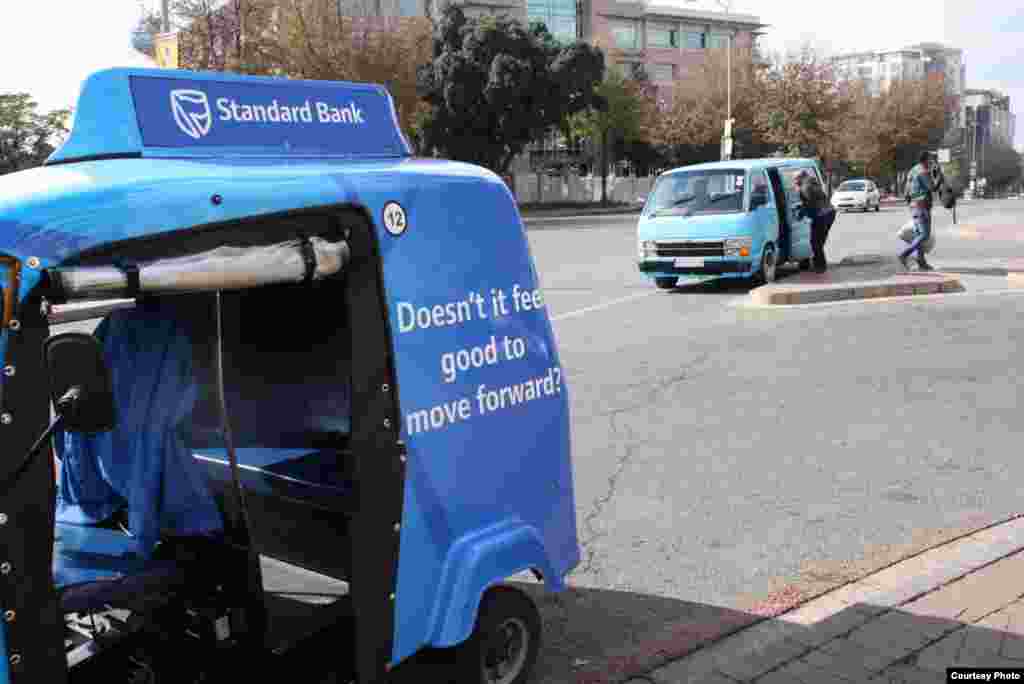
{"left": 47, "top": 68, "right": 412, "bottom": 165}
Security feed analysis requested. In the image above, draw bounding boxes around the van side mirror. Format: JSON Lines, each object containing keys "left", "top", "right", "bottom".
{"left": 42, "top": 333, "right": 115, "bottom": 434}
{"left": 750, "top": 191, "right": 768, "bottom": 210}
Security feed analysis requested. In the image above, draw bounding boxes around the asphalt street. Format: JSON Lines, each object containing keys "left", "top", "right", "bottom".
{"left": 518, "top": 198, "right": 1024, "bottom": 682}
{"left": 50, "top": 198, "right": 1024, "bottom": 682}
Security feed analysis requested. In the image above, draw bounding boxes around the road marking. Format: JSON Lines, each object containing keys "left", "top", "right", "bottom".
{"left": 551, "top": 291, "right": 658, "bottom": 321}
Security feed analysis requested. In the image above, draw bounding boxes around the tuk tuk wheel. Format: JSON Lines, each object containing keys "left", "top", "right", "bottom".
{"left": 456, "top": 586, "right": 541, "bottom": 684}
{"left": 654, "top": 277, "right": 678, "bottom": 290}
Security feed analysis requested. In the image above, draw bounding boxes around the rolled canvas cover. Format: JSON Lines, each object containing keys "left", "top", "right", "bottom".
{"left": 52, "top": 238, "right": 349, "bottom": 302}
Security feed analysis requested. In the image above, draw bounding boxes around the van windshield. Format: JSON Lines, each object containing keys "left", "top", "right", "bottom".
{"left": 647, "top": 170, "right": 746, "bottom": 217}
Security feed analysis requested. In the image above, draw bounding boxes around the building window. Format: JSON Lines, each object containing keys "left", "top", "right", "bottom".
{"left": 647, "top": 24, "right": 678, "bottom": 48}
{"left": 858, "top": 66, "right": 873, "bottom": 79}
{"left": 611, "top": 20, "right": 639, "bottom": 49}
{"left": 707, "top": 32, "right": 730, "bottom": 49}
{"left": 680, "top": 29, "right": 704, "bottom": 49}
{"left": 528, "top": 0, "right": 578, "bottom": 43}
{"left": 648, "top": 63, "right": 674, "bottom": 82}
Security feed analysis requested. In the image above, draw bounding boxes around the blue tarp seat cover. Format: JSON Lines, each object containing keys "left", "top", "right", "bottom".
{"left": 55, "top": 300, "right": 224, "bottom": 560}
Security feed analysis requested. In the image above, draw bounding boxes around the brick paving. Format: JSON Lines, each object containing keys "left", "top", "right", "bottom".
{"left": 642, "top": 516, "right": 1024, "bottom": 683}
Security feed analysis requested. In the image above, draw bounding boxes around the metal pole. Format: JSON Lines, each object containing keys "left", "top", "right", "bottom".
{"left": 715, "top": 0, "right": 733, "bottom": 159}
{"left": 161, "top": 0, "right": 170, "bottom": 32}
{"left": 727, "top": 28, "right": 732, "bottom": 130}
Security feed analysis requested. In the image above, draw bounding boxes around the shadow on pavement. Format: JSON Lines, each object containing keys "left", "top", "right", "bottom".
{"left": 666, "top": 266, "right": 804, "bottom": 297}
{"left": 388, "top": 587, "right": 1024, "bottom": 683}
{"left": 385, "top": 582, "right": 761, "bottom": 684}
{"left": 652, "top": 602, "right": 1024, "bottom": 684}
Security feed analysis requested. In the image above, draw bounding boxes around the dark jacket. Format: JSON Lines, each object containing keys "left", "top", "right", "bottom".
{"left": 798, "top": 177, "right": 829, "bottom": 219}
{"left": 799, "top": 177, "right": 828, "bottom": 210}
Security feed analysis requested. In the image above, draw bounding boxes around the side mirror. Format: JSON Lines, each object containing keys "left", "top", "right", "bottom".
{"left": 42, "top": 333, "right": 115, "bottom": 434}
{"left": 750, "top": 191, "right": 768, "bottom": 210}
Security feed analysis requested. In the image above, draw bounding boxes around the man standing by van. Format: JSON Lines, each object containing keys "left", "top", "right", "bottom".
{"left": 794, "top": 169, "right": 834, "bottom": 273}
{"left": 900, "top": 151, "right": 938, "bottom": 271}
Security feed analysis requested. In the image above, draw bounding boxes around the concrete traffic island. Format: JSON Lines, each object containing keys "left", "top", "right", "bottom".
{"left": 746, "top": 255, "right": 964, "bottom": 307}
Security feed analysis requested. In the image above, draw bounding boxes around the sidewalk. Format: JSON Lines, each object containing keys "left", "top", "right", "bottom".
{"left": 636, "top": 515, "right": 1024, "bottom": 683}
{"left": 519, "top": 203, "right": 642, "bottom": 219}
{"left": 744, "top": 256, "right": 964, "bottom": 307}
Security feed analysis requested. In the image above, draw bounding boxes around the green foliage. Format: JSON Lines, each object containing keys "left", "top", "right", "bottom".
{"left": 0, "top": 94, "right": 72, "bottom": 175}
{"left": 416, "top": 4, "right": 605, "bottom": 175}
{"left": 567, "top": 66, "right": 648, "bottom": 149}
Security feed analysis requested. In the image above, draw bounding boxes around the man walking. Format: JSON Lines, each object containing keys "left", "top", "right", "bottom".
{"left": 900, "top": 152, "right": 938, "bottom": 271}
{"left": 794, "top": 169, "right": 834, "bottom": 273}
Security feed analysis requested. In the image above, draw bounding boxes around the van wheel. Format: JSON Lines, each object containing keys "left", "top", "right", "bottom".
{"left": 654, "top": 277, "right": 678, "bottom": 290}
{"left": 756, "top": 244, "right": 777, "bottom": 285}
{"left": 455, "top": 586, "right": 542, "bottom": 684}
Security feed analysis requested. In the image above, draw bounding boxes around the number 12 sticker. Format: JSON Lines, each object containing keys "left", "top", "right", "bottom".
{"left": 383, "top": 202, "right": 408, "bottom": 236}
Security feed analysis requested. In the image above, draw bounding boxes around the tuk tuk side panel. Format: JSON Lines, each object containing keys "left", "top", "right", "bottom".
{"left": 0, "top": 267, "right": 68, "bottom": 684}
{"left": 361, "top": 172, "right": 577, "bottom": 662}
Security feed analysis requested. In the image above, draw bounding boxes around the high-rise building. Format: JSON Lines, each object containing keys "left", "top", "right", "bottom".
{"left": 964, "top": 89, "right": 1015, "bottom": 148}
{"left": 832, "top": 44, "right": 963, "bottom": 102}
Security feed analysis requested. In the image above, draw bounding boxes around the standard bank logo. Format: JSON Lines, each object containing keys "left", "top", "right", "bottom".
{"left": 170, "top": 89, "right": 213, "bottom": 139}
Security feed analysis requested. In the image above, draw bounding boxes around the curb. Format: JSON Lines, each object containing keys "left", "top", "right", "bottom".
{"left": 573, "top": 513, "right": 1024, "bottom": 684}
{"left": 748, "top": 274, "right": 963, "bottom": 306}
{"left": 731, "top": 286, "right": 1024, "bottom": 312}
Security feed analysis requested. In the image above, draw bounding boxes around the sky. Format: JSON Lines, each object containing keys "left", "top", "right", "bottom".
{"left": 1, "top": 0, "right": 1021, "bottom": 147}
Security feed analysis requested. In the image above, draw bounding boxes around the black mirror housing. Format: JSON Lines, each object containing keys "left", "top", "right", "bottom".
{"left": 42, "top": 333, "right": 116, "bottom": 434}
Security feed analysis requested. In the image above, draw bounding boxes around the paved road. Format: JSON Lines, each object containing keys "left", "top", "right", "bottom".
{"left": 520, "top": 199, "right": 1024, "bottom": 682}
{"left": 49, "top": 199, "right": 1024, "bottom": 682}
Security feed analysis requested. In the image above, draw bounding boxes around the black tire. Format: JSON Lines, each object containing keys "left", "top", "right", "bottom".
{"left": 875, "top": 202, "right": 881, "bottom": 212}
{"left": 799, "top": 258, "right": 813, "bottom": 271}
{"left": 654, "top": 277, "right": 678, "bottom": 290}
{"left": 755, "top": 243, "right": 777, "bottom": 285}
{"left": 454, "top": 586, "right": 542, "bottom": 684}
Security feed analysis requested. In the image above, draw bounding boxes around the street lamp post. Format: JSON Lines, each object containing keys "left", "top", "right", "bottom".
{"left": 714, "top": 0, "right": 734, "bottom": 159}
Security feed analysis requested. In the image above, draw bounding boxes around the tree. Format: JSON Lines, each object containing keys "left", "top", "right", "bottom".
{"left": 838, "top": 73, "right": 946, "bottom": 189}
{"left": 978, "top": 142, "right": 1022, "bottom": 193}
{"left": 416, "top": 5, "right": 605, "bottom": 185}
{"left": 568, "top": 65, "right": 656, "bottom": 204}
{"left": 0, "top": 94, "right": 72, "bottom": 175}
{"left": 756, "top": 46, "right": 850, "bottom": 170}
{"left": 275, "top": 1, "right": 433, "bottom": 140}
{"left": 175, "top": 0, "right": 280, "bottom": 74}
{"left": 175, "top": 0, "right": 432, "bottom": 144}
{"left": 649, "top": 45, "right": 769, "bottom": 165}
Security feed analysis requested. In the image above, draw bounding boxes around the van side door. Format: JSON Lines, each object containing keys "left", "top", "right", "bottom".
{"left": 779, "top": 165, "right": 813, "bottom": 260}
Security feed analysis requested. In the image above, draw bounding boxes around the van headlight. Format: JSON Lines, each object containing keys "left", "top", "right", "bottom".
{"left": 724, "top": 237, "right": 752, "bottom": 257}
{"left": 639, "top": 240, "right": 657, "bottom": 258}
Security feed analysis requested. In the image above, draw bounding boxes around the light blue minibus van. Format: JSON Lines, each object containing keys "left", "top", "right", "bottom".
{"left": 637, "top": 158, "right": 827, "bottom": 289}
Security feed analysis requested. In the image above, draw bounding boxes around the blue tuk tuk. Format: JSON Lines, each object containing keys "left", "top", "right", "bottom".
{"left": 0, "top": 68, "right": 577, "bottom": 684}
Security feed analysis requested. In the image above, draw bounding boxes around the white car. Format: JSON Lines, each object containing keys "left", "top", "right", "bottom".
{"left": 831, "top": 179, "right": 881, "bottom": 212}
